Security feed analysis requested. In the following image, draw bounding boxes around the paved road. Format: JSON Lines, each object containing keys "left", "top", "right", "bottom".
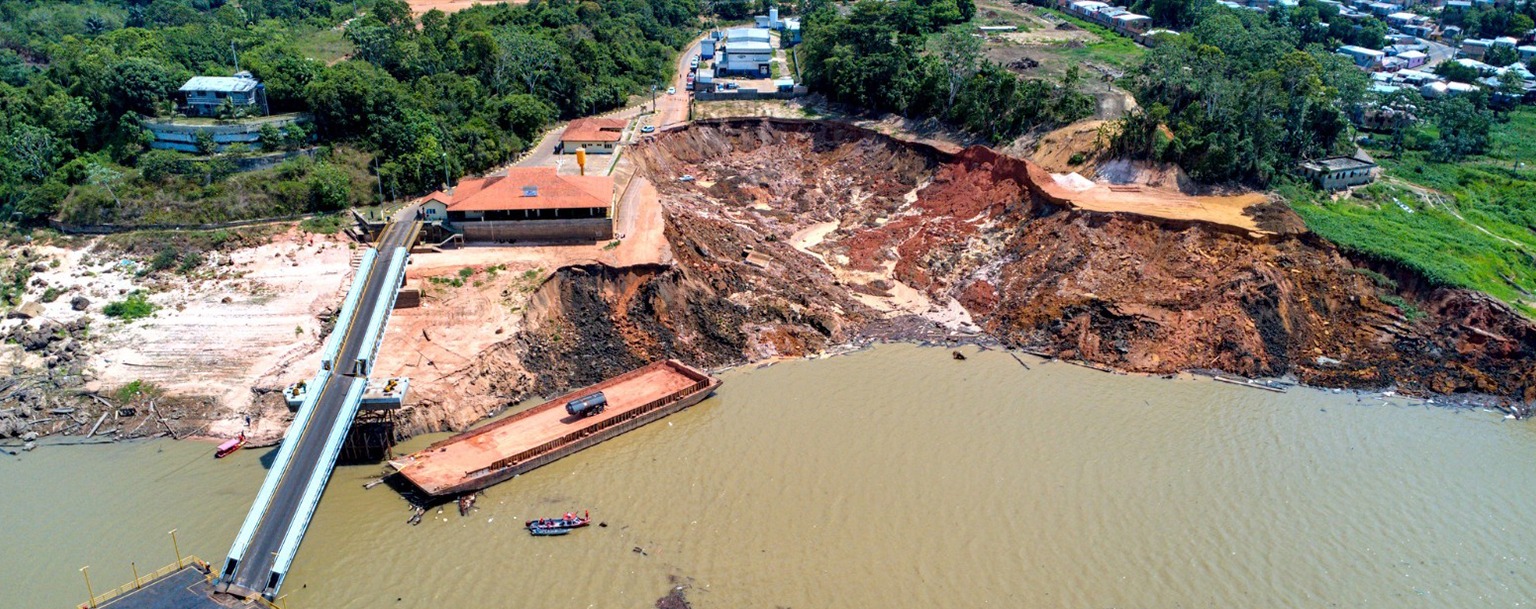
{"left": 221, "top": 221, "right": 416, "bottom": 598}
{"left": 1422, "top": 38, "right": 1456, "bottom": 69}
{"left": 513, "top": 32, "right": 709, "bottom": 176}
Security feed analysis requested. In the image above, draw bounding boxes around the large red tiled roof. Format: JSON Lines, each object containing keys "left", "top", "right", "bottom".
{"left": 424, "top": 167, "right": 614, "bottom": 212}
{"left": 561, "top": 117, "right": 627, "bottom": 143}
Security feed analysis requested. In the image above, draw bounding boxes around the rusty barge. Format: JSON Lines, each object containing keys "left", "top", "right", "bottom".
{"left": 391, "top": 360, "right": 720, "bottom": 497}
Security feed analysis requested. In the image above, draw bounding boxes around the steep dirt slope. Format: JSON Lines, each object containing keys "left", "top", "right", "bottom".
{"left": 515, "top": 118, "right": 1536, "bottom": 410}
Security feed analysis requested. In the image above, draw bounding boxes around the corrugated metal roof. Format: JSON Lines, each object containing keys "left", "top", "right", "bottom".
{"left": 728, "top": 41, "right": 774, "bottom": 53}
{"left": 724, "top": 27, "right": 771, "bottom": 42}
{"left": 179, "top": 76, "right": 259, "bottom": 93}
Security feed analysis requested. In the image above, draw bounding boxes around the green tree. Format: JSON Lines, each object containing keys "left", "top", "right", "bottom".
{"left": 1117, "top": 7, "right": 1365, "bottom": 184}
{"left": 137, "top": 149, "right": 185, "bottom": 181}
{"left": 258, "top": 124, "right": 284, "bottom": 150}
{"left": 935, "top": 24, "right": 981, "bottom": 113}
{"left": 1499, "top": 69, "right": 1527, "bottom": 97}
{"left": 1436, "top": 60, "right": 1482, "bottom": 83}
{"left": 306, "top": 161, "right": 352, "bottom": 210}
{"left": 1430, "top": 96, "right": 1492, "bottom": 161}
{"left": 303, "top": 61, "right": 408, "bottom": 139}
{"left": 104, "top": 57, "right": 179, "bottom": 116}
{"left": 7, "top": 124, "right": 61, "bottom": 182}
{"left": 492, "top": 31, "right": 562, "bottom": 96}
{"left": 1486, "top": 44, "right": 1520, "bottom": 68}
{"left": 86, "top": 162, "right": 123, "bottom": 206}
{"left": 244, "top": 46, "right": 320, "bottom": 112}
{"left": 194, "top": 131, "right": 218, "bottom": 156}
{"left": 1354, "top": 18, "right": 1387, "bottom": 50}
{"left": 1509, "top": 14, "right": 1535, "bottom": 36}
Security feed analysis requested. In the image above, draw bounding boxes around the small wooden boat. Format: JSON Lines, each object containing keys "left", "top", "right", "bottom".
{"left": 458, "top": 493, "right": 477, "bottom": 516}
{"left": 525, "top": 510, "right": 589, "bottom": 529}
{"left": 215, "top": 433, "right": 246, "bottom": 458}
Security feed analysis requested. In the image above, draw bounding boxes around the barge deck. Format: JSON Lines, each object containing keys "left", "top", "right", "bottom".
{"left": 392, "top": 360, "right": 720, "bottom": 497}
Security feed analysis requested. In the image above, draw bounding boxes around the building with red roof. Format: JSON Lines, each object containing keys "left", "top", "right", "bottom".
{"left": 419, "top": 167, "right": 615, "bottom": 243}
{"left": 559, "top": 117, "right": 628, "bottom": 154}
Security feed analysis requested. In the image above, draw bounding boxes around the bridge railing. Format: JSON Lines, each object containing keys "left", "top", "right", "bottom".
{"left": 321, "top": 249, "right": 378, "bottom": 372}
{"left": 354, "top": 246, "right": 409, "bottom": 378}
{"left": 265, "top": 376, "right": 369, "bottom": 596}
{"left": 222, "top": 368, "right": 331, "bottom": 577}
{"left": 79, "top": 556, "right": 209, "bottom": 609}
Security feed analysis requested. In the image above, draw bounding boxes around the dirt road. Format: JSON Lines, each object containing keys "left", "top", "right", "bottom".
{"left": 407, "top": 0, "right": 523, "bottom": 14}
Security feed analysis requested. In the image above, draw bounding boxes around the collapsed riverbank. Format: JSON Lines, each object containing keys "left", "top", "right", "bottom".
{"left": 3, "top": 117, "right": 1534, "bottom": 447}
{"left": 510, "top": 118, "right": 1536, "bottom": 416}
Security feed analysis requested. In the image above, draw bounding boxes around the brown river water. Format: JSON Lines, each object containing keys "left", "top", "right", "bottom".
{"left": 5, "top": 344, "right": 1536, "bottom": 609}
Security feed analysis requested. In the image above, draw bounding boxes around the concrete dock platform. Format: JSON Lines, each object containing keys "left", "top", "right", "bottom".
{"left": 392, "top": 360, "right": 719, "bottom": 497}
{"left": 94, "top": 564, "right": 262, "bottom": 609}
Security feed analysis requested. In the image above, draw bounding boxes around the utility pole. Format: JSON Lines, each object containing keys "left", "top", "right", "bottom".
{"left": 651, "top": 83, "right": 658, "bottom": 113}
{"left": 231, "top": 41, "right": 239, "bottom": 72}
{"left": 375, "top": 157, "right": 385, "bottom": 204}
{"left": 441, "top": 152, "right": 451, "bottom": 191}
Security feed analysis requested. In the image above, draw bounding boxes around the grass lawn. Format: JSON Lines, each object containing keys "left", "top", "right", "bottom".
{"left": 1037, "top": 8, "right": 1146, "bottom": 69}
{"left": 1286, "top": 109, "right": 1536, "bottom": 316}
{"left": 293, "top": 26, "right": 354, "bottom": 64}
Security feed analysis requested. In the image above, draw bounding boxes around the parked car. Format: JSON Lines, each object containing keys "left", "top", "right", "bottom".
{"left": 667, "top": 86, "right": 676, "bottom": 94}
{"left": 641, "top": 125, "right": 656, "bottom": 133}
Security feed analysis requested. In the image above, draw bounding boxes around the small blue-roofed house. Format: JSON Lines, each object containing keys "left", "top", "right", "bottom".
{"left": 178, "top": 72, "right": 267, "bottom": 118}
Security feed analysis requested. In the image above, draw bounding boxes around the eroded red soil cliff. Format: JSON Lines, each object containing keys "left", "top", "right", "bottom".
{"left": 512, "top": 118, "right": 1536, "bottom": 409}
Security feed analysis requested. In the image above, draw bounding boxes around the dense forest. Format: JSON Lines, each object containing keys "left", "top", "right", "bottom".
{"left": 0, "top": 0, "right": 699, "bottom": 225}
{"left": 798, "top": 0, "right": 1096, "bottom": 143}
{"left": 1113, "top": 8, "right": 1366, "bottom": 184}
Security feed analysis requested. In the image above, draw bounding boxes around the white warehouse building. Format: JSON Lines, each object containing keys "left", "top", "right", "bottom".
{"left": 719, "top": 40, "right": 774, "bottom": 76}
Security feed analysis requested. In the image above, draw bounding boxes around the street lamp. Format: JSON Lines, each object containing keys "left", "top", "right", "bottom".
{"left": 169, "top": 529, "right": 182, "bottom": 568}
{"left": 81, "top": 566, "right": 96, "bottom": 608}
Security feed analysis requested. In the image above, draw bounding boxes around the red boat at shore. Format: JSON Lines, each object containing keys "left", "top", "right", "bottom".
{"left": 215, "top": 433, "right": 246, "bottom": 458}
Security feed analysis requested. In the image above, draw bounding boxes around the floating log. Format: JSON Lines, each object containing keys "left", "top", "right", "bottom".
{"left": 1008, "top": 352, "right": 1032, "bottom": 370}
{"left": 1212, "top": 376, "right": 1288, "bottom": 393}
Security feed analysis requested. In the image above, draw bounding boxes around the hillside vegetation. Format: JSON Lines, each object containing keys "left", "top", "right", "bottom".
{"left": 1292, "top": 110, "right": 1536, "bottom": 315}
{"left": 0, "top": 0, "right": 699, "bottom": 226}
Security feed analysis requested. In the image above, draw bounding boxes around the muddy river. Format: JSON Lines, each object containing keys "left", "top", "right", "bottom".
{"left": 5, "top": 344, "right": 1536, "bottom": 608}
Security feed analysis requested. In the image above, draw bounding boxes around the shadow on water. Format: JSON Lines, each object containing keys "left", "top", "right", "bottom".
{"left": 380, "top": 473, "right": 456, "bottom": 510}
{"left": 258, "top": 446, "right": 279, "bottom": 470}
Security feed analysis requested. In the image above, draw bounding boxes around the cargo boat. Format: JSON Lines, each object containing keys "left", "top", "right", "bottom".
{"left": 391, "top": 360, "right": 720, "bottom": 497}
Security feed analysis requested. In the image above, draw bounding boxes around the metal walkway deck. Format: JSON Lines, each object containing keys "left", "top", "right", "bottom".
{"left": 214, "top": 220, "right": 418, "bottom": 600}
